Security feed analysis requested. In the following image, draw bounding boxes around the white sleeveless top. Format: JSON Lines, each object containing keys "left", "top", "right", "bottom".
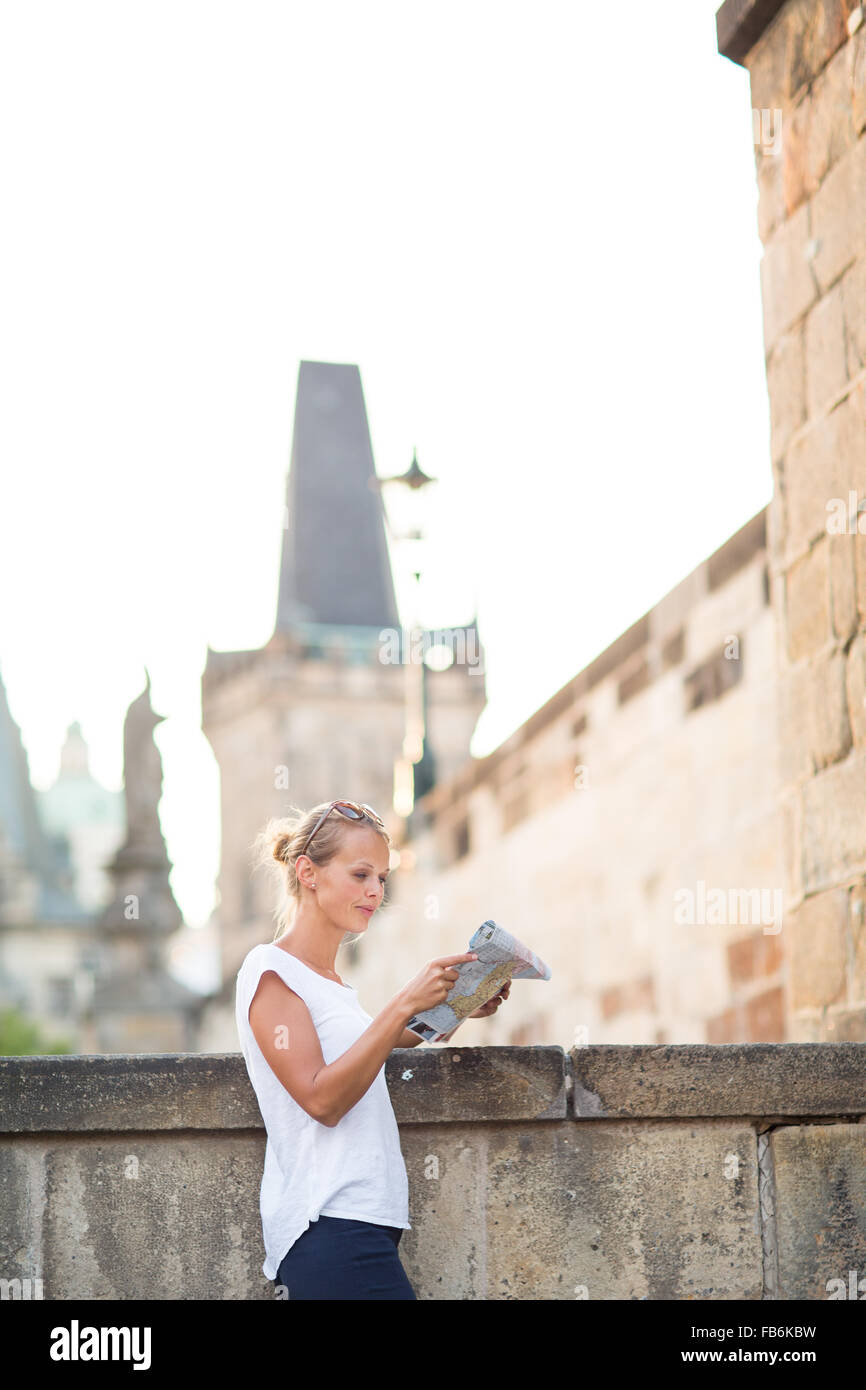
{"left": 235, "top": 941, "right": 411, "bottom": 1280}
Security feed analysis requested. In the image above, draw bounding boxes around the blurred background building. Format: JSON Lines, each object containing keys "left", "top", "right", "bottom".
{"left": 193, "top": 359, "right": 789, "bottom": 1052}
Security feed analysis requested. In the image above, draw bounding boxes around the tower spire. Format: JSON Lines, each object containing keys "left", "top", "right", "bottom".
{"left": 274, "top": 361, "right": 400, "bottom": 633}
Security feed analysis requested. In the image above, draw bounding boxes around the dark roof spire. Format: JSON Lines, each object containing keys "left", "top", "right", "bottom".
{"left": 274, "top": 361, "right": 400, "bottom": 633}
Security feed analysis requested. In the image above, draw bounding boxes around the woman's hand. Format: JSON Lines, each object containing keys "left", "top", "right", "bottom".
{"left": 468, "top": 979, "right": 511, "bottom": 1018}
{"left": 395, "top": 952, "right": 479, "bottom": 1019}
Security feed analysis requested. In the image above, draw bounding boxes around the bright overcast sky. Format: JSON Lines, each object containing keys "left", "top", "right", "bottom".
{"left": 0, "top": 0, "right": 769, "bottom": 930}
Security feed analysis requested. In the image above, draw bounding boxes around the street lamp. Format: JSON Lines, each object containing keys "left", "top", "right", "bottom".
{"left": 371, "top": 448, "right": 437, "bottom": 819}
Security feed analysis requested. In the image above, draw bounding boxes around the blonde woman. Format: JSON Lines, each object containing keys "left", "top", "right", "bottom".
{"left": 235, "top": 799, "right": 510, "bottom": 1300}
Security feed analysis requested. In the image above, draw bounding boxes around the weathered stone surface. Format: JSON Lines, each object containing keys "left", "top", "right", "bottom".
{"left": 484, "top": 1120, "right": 762, "bottom": 1300}
{"left": 779, "top": 786, "right": 804, "bottom": 908}
{"left": 766, "top": 323, "right": 805, "bottom": 462}
{"left": 809, "top": 650, "right": 853, "bottom": 770}
{"left": 799, "top": 32, "right": 859, "bottom": 200}
{"left": 41, "top": 1134, "right": 270, "bottom": 1300}
{"left": 852, "top": 881, "right": 866, "bottom": 996}
{"left": 756, "top": 134, "right": 787, "bottom": 244}
{"left": 0, "top": 1144, "right": 33, "bottom": 1277}
{"left": 759, "top": 201, "right": 818, "bottom": 350}
{"left": 4, "top": 1048, "right": 866, "bottom": 1299}
{"left": 811, "top": 129, "right": 866, "bottom": 292}
{"left": 829, "top": 529, "right": 859, "bottom": 642}
{"left": 745, "top": 0, "right": 859, "bottom": 111}
{"left": 855, "top": 24, "right": 866, "bottom": 135}
{"left": 0, "top": 1049, "right": 568, "bottom": 1133}
{"left": 772, "top": 1122, "right": 866, "bottom": 1299}
{"left": 785, "top": 540, "right": 831, "bottom": 661}
{"left": 705, "top": 988, "right": 786, "bottom": 1044}
{"left": 787, "top": 889, "right": 849, "bottom": 1010}
{"left": 569, "top": 1043, "right": 866, "bottom": 1117}
{"left": 387, "top": 1047, "right": 568, "bottom": 1123}
{"left": 819, "top": 1005, "right": 866, "bottom": 1039}
{"left": 841, "top": 253, "right": 866, "bottom": 377}
{"left": 776, "top": 648, "right": 852, "bottom": 778}
{"left": 804, "top": 279, "right": 849, "bottom": 418}
{"left": 802, "top": 748, "right": 866, "bottom": 892}
{"left": 783, "top": 403, "right": 857, "bottom": 564}
{"left": 0, "top": 1054, "right": 263, "bottom": 1133}
{"left": 728, "top": 931, "right": 785, "bottom": 983}
{"left": 845, "top": 631, "right": 866, "bottom": 746}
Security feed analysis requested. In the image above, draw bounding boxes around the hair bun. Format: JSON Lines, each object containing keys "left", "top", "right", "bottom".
{"left": 273, "top": 832, "right": 292, "bottom": 864}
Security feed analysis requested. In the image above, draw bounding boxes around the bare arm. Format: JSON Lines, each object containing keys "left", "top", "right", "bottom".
{"left": 394, "top": 1028, "right": 424, "bottom": 1049}
{"left": 249, "top": 970, "right": 413, "bottom": 1127}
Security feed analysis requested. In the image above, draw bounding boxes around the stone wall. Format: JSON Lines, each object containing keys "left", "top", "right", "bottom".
{"left": 2, "top": 1046, "right": 865, "bottom": 1300}
{"left": 346, "top": 510, "right": 786, "bottom": 1051}
{"left": 717, "top": 0, "right": 866, "bottom": 1040}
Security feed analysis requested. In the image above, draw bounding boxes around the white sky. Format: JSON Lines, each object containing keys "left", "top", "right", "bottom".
{"left": 0, "top": 0, "right": 770, "bottom": 930}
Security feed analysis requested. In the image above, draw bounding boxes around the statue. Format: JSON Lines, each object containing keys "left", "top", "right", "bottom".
{"left": 122, "top": 667, "right": 166, "bottom": 848}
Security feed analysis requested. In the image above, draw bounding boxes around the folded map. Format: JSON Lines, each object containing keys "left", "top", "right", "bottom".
{"left": 405, "top": 919, "right": 552, "bottom": 1043}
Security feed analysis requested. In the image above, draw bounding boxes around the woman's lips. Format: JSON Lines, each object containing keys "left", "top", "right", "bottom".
{"left": 357, "top": 907, "right": 374, "bottom": 916}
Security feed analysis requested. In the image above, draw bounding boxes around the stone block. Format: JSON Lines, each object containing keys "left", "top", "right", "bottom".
{"left": 840, "top": 253, "right": 866, "bottom": 378}
{"left": 727, "top": 930, "right": 785, "bottom": 984}
{"left": 802, "top": 33, "right": 859, "bottom": 196}
{"left": 600, "top": 974, "right": 655, "bottom": 1021}
{"left": 41, "top": 1133, "right": 271, "bottom": 1299}
{"left": 852, "top": 880, "right": 866, "bottom": 998}
{"left": 783, "top": 415, "right": 849, "bottom": 563}
{"left": 787, "top": 888, "right": 849, "bottom": 1010}
{"left": 802, "top": 748, "right": 866, "bottom": 892}
{"left": 846, "top": 631, "right": 866, "bottom": 746}
{"left": 387, "top": 1047, "right": 568, "bottom": 1123}
{"left": 808, "top": 649, "right": 854, "bottom": 770}
{"left": 772, "top": 1123, "right": 866, "bottom": 1299}
{"left": 706, "top": 988, "right": 786, "bottom": 1043}
{"left": 785, "top": 541, "right": 831, "bottom": 661}
{"left": 760, "top": 201, "right": 818, "bottom": 351}
{"left": 779, "top": 787, "right": 804, "bottom": 907}
{"left": 0, "top": 1143, "right": 35, "bottom": 1278}
{"left": 780, "top": 96, "right": 810, "bottom": 215}
{"left": 766, "top": 323, "right": 806, "bottom": 462}
{"left": 830, "top": 529, "right": 859, "bottom": 642}
{"left": 569, "top": 1043, "right": 866, "bottom": 1116}
{"left": 746, "top": 0, "right": 858, "bottom": 111}
{"left": 822, "top": 1005, "right": 866, "bottom": 1039}
{"left": 403, "top": 1118, "right": 764, "bottom": 1300}
{"left": 778, "top": 662, "right": 812, "bottom": 783}
{"left": 855, "top": 23, "right": 866, "bottom": 135}
{"left": 756, "top": 135, "right": 787, "bottom": 244}
{"left": 766, "top": 490, "right": 787, "bottom": 570}
{"left": 804, "top": 279, "right": 849, "bottom": 418}
{"left": 811, "top": 130, "right": 866, "bottom": 292}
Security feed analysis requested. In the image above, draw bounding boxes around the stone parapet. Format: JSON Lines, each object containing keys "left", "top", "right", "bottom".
{"left": 2, "top": 1047, "right": 865, "bottom": 1300}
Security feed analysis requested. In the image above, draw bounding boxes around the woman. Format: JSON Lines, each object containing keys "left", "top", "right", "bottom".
{"left": 235, "top": 798, "right": 511, "bottom": 1300}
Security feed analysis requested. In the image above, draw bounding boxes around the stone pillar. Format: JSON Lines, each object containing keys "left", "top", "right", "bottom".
{"left": 718, "top": 0, "right": 866, "bottom": 1038}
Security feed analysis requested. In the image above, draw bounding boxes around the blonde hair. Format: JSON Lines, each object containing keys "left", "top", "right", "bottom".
{"left": 251, "top": 802, "right": 391, "bottom": 944}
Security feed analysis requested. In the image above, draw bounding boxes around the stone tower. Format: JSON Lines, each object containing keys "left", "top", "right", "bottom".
{"left": 202, "top": 360, "right": 487, "bottom": 991}
{"left": 717, "top": 0, "right": 866, "bottom": 1038}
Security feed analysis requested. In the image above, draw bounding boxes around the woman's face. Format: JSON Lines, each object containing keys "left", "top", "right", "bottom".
{"left": 320, "top": 826, "right": 390, "bottom": 932}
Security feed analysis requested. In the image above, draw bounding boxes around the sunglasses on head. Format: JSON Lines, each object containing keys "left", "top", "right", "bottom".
{"left": 300, "top": 800, "right": 386, "bottom": 859}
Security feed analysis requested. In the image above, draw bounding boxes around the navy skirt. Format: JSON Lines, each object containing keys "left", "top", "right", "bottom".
{"left": 273, "top": 1214, "right": 417, "bottom": 1300}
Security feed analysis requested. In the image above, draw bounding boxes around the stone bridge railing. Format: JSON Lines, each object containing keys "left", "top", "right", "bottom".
{"left": 2, "top": 1044, "right": 865, "bottom": 1299}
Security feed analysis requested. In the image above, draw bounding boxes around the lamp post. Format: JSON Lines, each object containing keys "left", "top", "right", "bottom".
{"left": 372, "top": 448, "right": 437, "bottom": 820}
